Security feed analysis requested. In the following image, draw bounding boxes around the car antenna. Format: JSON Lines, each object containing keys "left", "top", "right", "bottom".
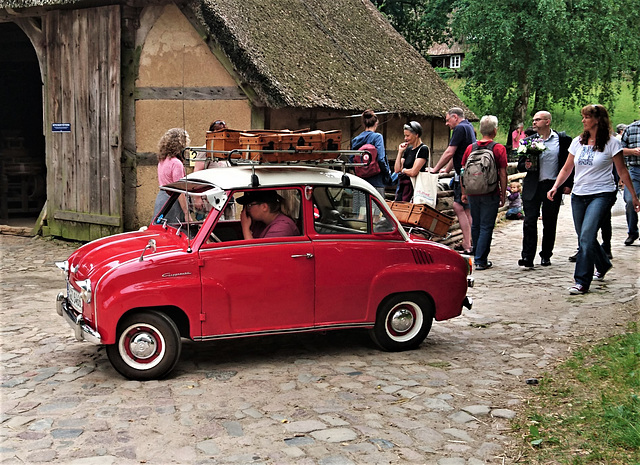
{"left": 181, "top": 45, "right": 192, "bottom": 254}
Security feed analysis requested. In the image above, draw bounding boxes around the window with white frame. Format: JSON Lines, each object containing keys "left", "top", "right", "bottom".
{"left": 449, "top": 55, "right": 461, "bottom": 69}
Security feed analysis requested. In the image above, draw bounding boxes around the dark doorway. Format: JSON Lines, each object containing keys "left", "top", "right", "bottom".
{"left": 0, "top": 22, "right": 46, "bottom": 227}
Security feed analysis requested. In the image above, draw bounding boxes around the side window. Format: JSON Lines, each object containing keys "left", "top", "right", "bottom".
{"left": 313, "top": 187, "right": 369, "bottom": 234}
{"left": 372, "top": 200, "right": 395, "bottom": 233}
{"left": 204, "top": 188, "right": 303, "bottom": 244}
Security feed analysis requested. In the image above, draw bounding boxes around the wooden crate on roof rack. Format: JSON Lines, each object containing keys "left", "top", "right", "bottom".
{"left": 206, "top": 129, "right": 250, "bottom": 156}
{"left": 239, "top": 130, "right": 342, "bottom": 162}
{"left": 206, "top": 128, "right": 313, "bottom": 159}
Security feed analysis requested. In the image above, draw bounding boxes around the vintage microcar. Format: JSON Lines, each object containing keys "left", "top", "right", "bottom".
{"left": 56, "top": 165, "right": 473, "bottom": 380}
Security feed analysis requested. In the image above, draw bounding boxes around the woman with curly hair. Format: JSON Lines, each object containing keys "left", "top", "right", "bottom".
{"left": 548, "top": 104, "right": 640, "bottom": 295}
{"left": 153, "top": 128, "right": 191, "bottom": 223}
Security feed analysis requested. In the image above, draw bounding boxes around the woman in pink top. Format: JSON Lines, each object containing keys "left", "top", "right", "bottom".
{"left": 511, "top": 123, "right": 526, "bottom": 149}
{"left": 153, "top": 128, "right": 190, "bottom": 223}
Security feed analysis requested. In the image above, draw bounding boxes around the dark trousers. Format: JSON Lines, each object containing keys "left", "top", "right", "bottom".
{"left": 521, "top": 179, "right": 563, "bottom": 261}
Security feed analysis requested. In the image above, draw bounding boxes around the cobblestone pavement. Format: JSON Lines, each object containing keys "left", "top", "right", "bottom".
{"left": 1, "top": 205, "right": 639, "bottom": 465}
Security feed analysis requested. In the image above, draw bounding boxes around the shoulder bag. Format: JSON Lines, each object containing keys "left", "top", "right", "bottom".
{"left": 411, "top": 145, "right": 438, "bottom": 207}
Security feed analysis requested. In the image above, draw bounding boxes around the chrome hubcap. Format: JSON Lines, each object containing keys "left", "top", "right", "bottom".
{"left": 390, "top": 308, "right": 414, "bottom": 333}
{"left": 129, "top": 333, "right": 156, "bottom": 359}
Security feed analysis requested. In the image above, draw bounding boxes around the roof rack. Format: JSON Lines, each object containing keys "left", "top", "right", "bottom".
{"left": 186, "top": 147, "right": 377, "bottom": 188}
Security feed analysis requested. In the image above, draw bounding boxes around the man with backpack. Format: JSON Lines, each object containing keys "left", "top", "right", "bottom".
{"left": 461, "top": 115, "right": 508, "bottom": 270}
{"left": 517, "top": 111, "right": 573, "bottom": 268}
{"left": 431, "top": 107, "right": 476, "bottom": 254}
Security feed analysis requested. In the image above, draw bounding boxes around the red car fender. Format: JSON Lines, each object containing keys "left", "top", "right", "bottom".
{"left": 367, "top": 260, "right": 467, "bottom": 322}
{"left": 93, "top": 251, "right": 202, "bottom": 344}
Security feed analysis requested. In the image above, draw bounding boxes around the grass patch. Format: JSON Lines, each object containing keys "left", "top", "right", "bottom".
{"left": 516, "top": 323, "right": 640, "bottom": 464}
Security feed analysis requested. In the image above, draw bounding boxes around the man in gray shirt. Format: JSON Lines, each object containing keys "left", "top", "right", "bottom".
{"left": 517, "top": 111, "right": 573, "bottom": 268}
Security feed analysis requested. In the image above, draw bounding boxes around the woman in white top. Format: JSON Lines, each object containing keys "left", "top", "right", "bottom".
{"left": 548, "top": 104, "right": 640, "bottom": 295}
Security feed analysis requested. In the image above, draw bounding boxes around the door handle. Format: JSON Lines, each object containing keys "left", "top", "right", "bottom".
{"left": 291, "top": 253, "right": 314, "bottom": 259}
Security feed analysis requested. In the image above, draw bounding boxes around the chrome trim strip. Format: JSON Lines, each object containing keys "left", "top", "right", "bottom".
{"left": 55, "top": 295, "right": 102, "bottom": 344}
{"left": 201, "top": 240, "right": 312, "bottom": 251}
{"left": 193, "top": 322, "right": 373, "bottom": 341}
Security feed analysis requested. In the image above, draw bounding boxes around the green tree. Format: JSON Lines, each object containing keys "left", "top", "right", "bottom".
{"left": 450, "top": 0, "right": 640, "bottom": 146}
{"left": 371, "top": 0, "right": 453, "bottom": 57}
{"left": 375, "top": 0, "right": 640, "bottom": 147}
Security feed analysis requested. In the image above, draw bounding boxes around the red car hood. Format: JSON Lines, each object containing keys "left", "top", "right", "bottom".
{"left": 67, "top": 227, "right": 188, "bottom": 282}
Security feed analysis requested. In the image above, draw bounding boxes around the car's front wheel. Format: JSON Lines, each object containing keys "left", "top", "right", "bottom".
{"left": 370, "top": 293, "right": 433, "bottom": 351}
{"left": 106, "top": 310, "right": 182, "bottom": 380}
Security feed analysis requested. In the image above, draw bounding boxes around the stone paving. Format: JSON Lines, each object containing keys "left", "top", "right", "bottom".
{"left": 1, "top": 205, "right": 638, "bottom": 465}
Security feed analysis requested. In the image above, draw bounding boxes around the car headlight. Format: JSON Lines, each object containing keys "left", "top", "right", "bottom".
{"left": 76, "top": 279, "right": 92, "bottom": 304}
{"left": 55, "top": 260, "right": 69, "bottom": 275}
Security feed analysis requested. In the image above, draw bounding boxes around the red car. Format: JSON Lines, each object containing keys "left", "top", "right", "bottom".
{"left": 56, "top": 165, "right": 473, "bottom": 380}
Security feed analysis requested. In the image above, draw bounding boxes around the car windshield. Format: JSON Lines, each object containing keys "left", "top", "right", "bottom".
{"left": 154, "top": 183, "right": 227, "bottom": 236}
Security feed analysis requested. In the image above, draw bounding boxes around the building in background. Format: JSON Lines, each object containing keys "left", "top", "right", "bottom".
{"left": 1, "top": 0, "right": 473, "bottom": 240}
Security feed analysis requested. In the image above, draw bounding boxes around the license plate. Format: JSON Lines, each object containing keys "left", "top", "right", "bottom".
{"left": 67, "top": 285, "right": 83, "bottom": 312}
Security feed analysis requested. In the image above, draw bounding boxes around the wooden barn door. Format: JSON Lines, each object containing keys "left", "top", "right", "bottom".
{"left": 44, "top": 6, "right": 122, "bottom": 241}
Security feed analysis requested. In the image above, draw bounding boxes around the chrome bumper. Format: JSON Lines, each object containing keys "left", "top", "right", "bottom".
{"left": 56, "top": 293, "right": 102, "bottom": 344}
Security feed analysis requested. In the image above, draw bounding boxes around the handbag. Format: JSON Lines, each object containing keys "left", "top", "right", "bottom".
{"left": 410, "top": 145, "right": 438, "bottom": 207}
{"left": 611, "top": 188, "right": 626, "bottom": 216}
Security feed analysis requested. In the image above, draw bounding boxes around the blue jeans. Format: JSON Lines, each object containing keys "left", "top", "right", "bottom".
{"left": 624, "top": 165, "right": 640, "bottom": 235}
{"left": 468, "top": 193, "right": 500, "bottom": 266}
{"left": 571, "top": 191, "right": 616, "bottom": 289}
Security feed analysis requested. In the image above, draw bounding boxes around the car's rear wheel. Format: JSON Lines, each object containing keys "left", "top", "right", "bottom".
{"left": 106, "top": 310, "right": 182, "bottom": 380}
{"left": 370, "top": 293, "right": 433, "bottom": 351}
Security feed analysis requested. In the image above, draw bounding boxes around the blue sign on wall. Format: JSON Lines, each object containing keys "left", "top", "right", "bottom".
{"left": 52, "top": 123, "right": 71, "bottom": 133}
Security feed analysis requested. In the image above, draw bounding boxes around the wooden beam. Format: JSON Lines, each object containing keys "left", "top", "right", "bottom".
{"left": 135, "top": 86, "right": 246, "bottom": 100}
{"left": 54, "top": 210, "right": 121, "bottom": 226}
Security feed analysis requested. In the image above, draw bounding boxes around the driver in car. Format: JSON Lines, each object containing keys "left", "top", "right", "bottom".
{"left": 238, "top": 190, "right": 300, "bottom": 239}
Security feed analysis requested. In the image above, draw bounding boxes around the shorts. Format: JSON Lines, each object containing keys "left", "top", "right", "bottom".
{"left": 452, "top": 179, "right": 469, "bottom": 208}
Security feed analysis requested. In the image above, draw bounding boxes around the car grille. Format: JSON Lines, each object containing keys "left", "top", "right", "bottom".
{"left": 411, "top": 248, "right": 433, "bottom": 265}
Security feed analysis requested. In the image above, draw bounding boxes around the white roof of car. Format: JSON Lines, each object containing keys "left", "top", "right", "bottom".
{"left": 171, "top": 165, "right": 376, "bottom": 193}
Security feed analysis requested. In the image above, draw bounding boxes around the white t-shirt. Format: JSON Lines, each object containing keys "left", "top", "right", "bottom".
{"left": 569, "top": 136, "right": 621, "bottom": 195}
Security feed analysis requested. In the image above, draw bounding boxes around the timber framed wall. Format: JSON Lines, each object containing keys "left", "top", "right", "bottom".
{"left": 130, "top": 4, "right": 253, "bottom": 228}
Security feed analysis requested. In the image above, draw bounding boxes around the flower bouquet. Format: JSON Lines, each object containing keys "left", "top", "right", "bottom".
{"left": 517, "top": 138, "right": 547, "bottom": 171}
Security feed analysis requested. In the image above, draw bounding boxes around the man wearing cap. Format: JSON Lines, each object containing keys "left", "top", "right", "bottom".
{"left": 238, "top": 190, "right": 300, "bottom": 240}
{"left": 431, "top": 107, "right": 476, "bottom": 254}
{"left": 621, "top": 117, "right": 640, "bottom": 245}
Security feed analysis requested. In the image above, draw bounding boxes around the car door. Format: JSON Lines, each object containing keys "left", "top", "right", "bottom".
{"left": 310, "top": 186, "right": 403, "bottom": 327}
{"left": 198, "top": 241, "right": 315, "bottom": 337}
{"left": 197, "top": 188, "right": 314, "bottom": 338}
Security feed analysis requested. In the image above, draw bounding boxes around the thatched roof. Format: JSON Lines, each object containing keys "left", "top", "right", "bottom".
{"left": 189, "top": 0, "right": 472, "bottom": 118}
{"left": 1, "top": 0, "right": 474, "bottom": 118}
{"left": 427, "top": 42, "right": 466, "bottom": 57}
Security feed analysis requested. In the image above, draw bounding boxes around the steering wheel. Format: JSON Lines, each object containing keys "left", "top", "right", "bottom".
{"left": 209, "top": 232, "right": 222, "bottom": 243}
